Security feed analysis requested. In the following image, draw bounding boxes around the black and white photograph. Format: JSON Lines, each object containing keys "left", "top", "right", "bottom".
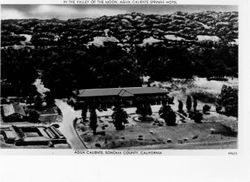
{"left": 0, "top": 4, "right": 239, "bottom": 151}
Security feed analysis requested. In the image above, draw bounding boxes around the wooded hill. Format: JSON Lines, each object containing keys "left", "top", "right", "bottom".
{"left": 1, "top": 11, "right": 238, "bottom": 97}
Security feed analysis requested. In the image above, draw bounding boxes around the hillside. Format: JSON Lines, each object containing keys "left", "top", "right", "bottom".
{"left": 1, "top": 11, "right": 238, "bottom": 97}
{"left": 1, "top": 11, "right": 238, "bottom": 48}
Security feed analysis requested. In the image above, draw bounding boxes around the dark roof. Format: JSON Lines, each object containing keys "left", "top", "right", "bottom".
{"left": 78, "top": 87, "right": 167, "bottom": 98}
{"left": 125, "top": 87, "right": 167, "bottom": 95}
{"left": 1, "top": 103, "right": 26, "bottom": 117}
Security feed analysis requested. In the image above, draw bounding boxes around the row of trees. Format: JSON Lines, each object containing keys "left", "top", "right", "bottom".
{"left": 135, "top": 43, "right": 238, "bottom": 81}
{"left": 87, "top": 96, "right": 208, "bottom": 134}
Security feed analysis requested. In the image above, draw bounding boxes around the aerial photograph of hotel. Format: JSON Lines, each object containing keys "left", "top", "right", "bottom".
{"left": 0, "top": 4, "right": 238, "bottom": 150}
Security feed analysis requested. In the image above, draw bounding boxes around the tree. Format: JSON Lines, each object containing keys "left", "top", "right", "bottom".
{"left": 89, "top": 107, "right": 98, "bottom": 135}
{"left": 145, "top": 102, "right": 152, "bottom": 116}
{"left": 203, "top": 105, "right": 211, "bottom": 114}
{"left": 33, "top": 94, "right": 44, "bottom": 110}
{"left": 136, "top": 99, "right": 152, "bottom": 119}
{"left": 44, "top": 92, "right": 55, "bottom": 107}
{"left": 167, "top": 110, "right": 176, "bottom": 126}
{"left": 186, "top": 96, "right": 192, "bottom": 112}
{"left": 178, "top": 100, "right": 184, "bottom": 112}
{"left": 81, "top": 103, "right": 88, "bottom": 121}
{"left": 159, "top": 102, "right": 176, "bottom": 126}
{"left": 193, "top": 96, "right": 197, "bottom": 112}
{"left": 1, "top": 48, "right": 38, "bottom": 97}
{"left": 193, "top": 111, "right": 203, "bottom": 123}
{"left": 28, "top": 110, "right": 40, "bottom": 123}
{"left": 112, "top": 105, "right": 128, "bottom": 130}
{"left": 216, "top": 85, "right": 238, "bottom": 117}
{"left": 136, "top": 101, "right": 152, "bottom": 120}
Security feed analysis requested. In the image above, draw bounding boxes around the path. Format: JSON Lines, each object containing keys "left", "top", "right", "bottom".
{"left": 55, "top": 99, "right": 87, "bottom": 149}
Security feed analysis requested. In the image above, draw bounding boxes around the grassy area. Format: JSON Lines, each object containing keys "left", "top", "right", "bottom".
{"left": 76, "top": 113, "right": 237, "bottom": 149}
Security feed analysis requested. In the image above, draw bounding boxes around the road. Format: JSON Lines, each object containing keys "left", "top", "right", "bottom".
{"left": 55, "top": 99, "right": 87, "bottom": 149}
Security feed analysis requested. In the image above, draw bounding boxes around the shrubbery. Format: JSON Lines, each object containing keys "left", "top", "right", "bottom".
{"left": 216, "top": 85, "right": 238, "bottom": 117}
{"left": 159, "top": 104, "right": 176, "bottom": 126}
{"left": 112, "top": 105, "right": 128, "bottom": 130}
{"left": 191, "top": 91, "right": 217, "bottom": 103}
{"left": 136, "top": 100, "right": 152, "bottom": 119}
{"left": 203, "top": 105, "right": 211, "bottom": 114}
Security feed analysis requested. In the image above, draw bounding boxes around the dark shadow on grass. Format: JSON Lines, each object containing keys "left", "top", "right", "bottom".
{"left": 214, "top": 124, "right": 238, "bottom": 137}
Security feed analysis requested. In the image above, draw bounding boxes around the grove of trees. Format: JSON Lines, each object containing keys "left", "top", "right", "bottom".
{"left": 1, "top": 42, "right": 238, "bottom": 99}
{"left": 1, "top": 12, "right": 238, "bottom": 100}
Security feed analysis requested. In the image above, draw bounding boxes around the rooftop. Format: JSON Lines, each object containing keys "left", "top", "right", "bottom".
{"left": 1, "top": 103, "right": 26, "bottom": 117}
{"left": 78, "top": 87, "right": 167, "bottom": 98}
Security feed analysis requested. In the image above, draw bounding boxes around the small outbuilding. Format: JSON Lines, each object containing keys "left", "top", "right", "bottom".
{"left": 1, "top": 103, "right": 26, "bottom": 122}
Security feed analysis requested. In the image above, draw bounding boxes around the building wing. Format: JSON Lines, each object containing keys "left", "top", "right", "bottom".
{"left": 78, "top": 87, "right": 167, "bottom": 98}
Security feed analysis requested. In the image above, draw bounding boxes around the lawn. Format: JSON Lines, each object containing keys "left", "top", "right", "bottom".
{"left": 76, "top": 113, "right": 237, "bottom": 149}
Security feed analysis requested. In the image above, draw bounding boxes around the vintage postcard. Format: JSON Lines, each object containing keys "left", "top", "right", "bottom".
{"left": 0, "top": 1, "right": 239, "bottom": 155}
